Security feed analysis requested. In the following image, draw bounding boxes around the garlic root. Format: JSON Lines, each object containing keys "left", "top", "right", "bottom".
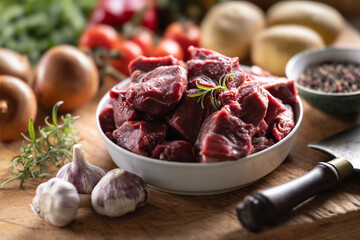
{"left": 30, "top": 178, "right": 92, "bottom": 227}
{"left": 30, "top": 178, "right": 80, "bottom": 227}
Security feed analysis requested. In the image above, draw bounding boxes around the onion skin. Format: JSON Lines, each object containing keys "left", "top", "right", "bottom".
{"left": 33, "top": 45, "right": 99, "bottom": 112}
{"left": 0, "top": 48, "right": 32, "bottom": 84}
{"left": 0, "top": 75, "right": 37, "bottom": 141}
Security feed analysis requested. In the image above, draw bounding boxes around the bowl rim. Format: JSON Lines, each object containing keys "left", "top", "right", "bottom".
{"left": 286, "top": 47, "right": 360, "bottom": 97}
{"left": 96, "top": 79, "right": 304, "bottom": 169}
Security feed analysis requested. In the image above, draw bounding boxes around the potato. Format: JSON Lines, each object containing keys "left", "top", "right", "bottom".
{"left": 267, "top": 1, "right": 344, "bottom": 44}
{"left": 200, "top": 1, "right": 265, "bottom": 61}
{"left": 251, "top": 25, "right": 325, "bottom": 76}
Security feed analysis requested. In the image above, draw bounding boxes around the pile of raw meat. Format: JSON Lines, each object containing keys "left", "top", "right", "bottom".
{"left": 99, "top": 47, "right": 297, "bottom": 163}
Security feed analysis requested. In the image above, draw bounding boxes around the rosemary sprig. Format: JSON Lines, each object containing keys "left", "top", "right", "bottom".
{"left": 188, "top": 73, "right": 234, "bottom": 110}
{"left": 0, "top": 101, "right": 79, "bottom": 189}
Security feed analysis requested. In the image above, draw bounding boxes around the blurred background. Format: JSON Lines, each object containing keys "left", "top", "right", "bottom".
{"left": 0, "top": 0, "right": 359, "bottom": 76}
{"left": 246, "top": 0, "right": 360, "bottom": 29}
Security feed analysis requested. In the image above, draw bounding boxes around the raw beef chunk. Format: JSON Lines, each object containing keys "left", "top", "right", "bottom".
{"left": 259, "top": 77, "right": 297, "bottom": 105}
{"left": 188, "top": 46, "right": 230, "bottom": 60}
{"left": 129, "top": 55, "right": 179, "bottom": 74}
{"left": 195, "top": 107, "right": 256, "bottom": 163}
{"left": 235, "top": 81, "right": 269, "bottom": 126}
{"left": 167, "top": 89, "right": 205, "bottom": 143}
{"left": 251, "top": 137, "right": 275, "bottom": 154}
{"left": 218, "top": 88, "right": 239, "bottom": 107}
{"left": 186, "top": 47, "right": 231, "bottom": 85}
{"left": 129, "top": 70, "right": 146, "bottom": 84}
{"left": 113, "top": 121, "right": 167, "bottom": 156}
{"left": 188, "top": 74, "right": 217, "bottom": 89}
{"left": 151, "top": 140, "right": 195, "bottom": 162}
{"left": 110, "top": 87, "right": 142, "bottom": 128}
{"left": 98, "top": 104, "right": 116, "bottom": 140}
{"left": 187, "top": 46, "right": 246, "bottom": 89}
{"left": 219, "top": 81, "right": 269, "bottom": 126}
{"left": 125, "top": 65, "right": 188, "bottom": 117}
{"left": 226, "top": 60, "right": 246, "bottom": 89}
{"left": 254, "top": 120, "right": 269, "bottom": 137}
{"left": 269, "top": 105, "right": 295, "bottom": 141}
{"left": 264, "top": 91, "right": 287, "bottom": 124}
{"left": 249, "top": 65, "right": 297, "bottom": 104}
{"left": 249, "top": 65, "right": 272, "bottom": 77}
{"left": 186, "top": 59, "right": 232, "bottom": 81}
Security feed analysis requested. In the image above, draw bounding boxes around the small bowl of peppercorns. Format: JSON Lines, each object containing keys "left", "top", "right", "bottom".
{"left": 286, "top": 47, "right": 360, "bottom": 115}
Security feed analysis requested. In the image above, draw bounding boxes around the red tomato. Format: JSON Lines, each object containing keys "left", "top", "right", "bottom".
{"left": 130, "top": 30, "right": 154, "bottom": 56}
{"left": 78, "top": 24, "right": 119, "bottom": 50}
{"left": 109, "top": 40, "right": 143, "bottom": 76}
{"left": 149, "top": 38, "right": 184, "bottom": 60}
{"left": 164, "top": 21, "right": 200, "bottom": 60}
{"left": 89, "top": 0, "right": 157, "bottom": 31}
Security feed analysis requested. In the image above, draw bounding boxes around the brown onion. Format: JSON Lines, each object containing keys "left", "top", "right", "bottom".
{"left": 0, "top": 75, "right": 37, "bottom": 141}
{"left": 0, "top": 48, "right": 32, "bottom": 84}
{"left": 33, "top": 45, "right": 99, "bottom": 111}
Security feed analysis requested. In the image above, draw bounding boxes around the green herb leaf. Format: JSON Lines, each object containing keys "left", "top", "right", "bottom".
{"left": 0, "top": 101, "right": 79, "bottom": 189}
{"left": 187, "top": 72, "right": 233, "bottom": 110}
{"left": 187, "top": 91, "right": 205, "bottom": 98}
{"left": 210, "top": 89, "right": 220, "bottom": 111}
{"left": 28, "top": 118, "right": 36, "bottom": 141}
{"left": 195, "top": 81, "right": 213, "bottom": 91}
{"left": 52, "top": 100, "right": 63, "bottom": 126}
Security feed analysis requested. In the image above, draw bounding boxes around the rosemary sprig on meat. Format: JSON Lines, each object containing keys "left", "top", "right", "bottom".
{"left": 0, "top": 101, "right": 79, "bottom": 189}
{"left": 188, "top": 73, "right": 233, "bottom": 110}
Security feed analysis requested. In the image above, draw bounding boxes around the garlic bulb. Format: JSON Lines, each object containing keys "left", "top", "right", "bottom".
{"left": 30, "top": 178, "right": 80, "bottom": 227}
{"left": 56, "top": 144, "right": 105, "bottom": 194}
{"left": 91, "top": 168, "right": 149, "bottom": 217}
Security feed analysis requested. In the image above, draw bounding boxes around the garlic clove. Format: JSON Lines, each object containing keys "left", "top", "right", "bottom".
{"left": 30, "top": 178, "right": 80, "bottom": 227}
{"left": 56, "top": 144, "right": 105, "bottom": 194}
{"left": 91, "top": 168, "right": 149, "bottom": 217}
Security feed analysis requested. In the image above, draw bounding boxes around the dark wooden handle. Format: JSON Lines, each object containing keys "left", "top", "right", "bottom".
{"left": 236, "top": 162, "right": 340, "bottom": 233}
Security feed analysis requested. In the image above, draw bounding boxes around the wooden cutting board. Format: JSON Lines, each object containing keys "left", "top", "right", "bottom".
{"left": 1, "top": 24, "right": 360, "bottom": 240}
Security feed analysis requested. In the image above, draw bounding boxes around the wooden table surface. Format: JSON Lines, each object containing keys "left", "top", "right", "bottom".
{"left": 1, "top": 24, "right": 360, "bottom": 240}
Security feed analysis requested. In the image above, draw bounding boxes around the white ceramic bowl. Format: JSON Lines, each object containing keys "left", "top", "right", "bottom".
{"left": 96, "top": 80, "right": 303, "bottom": 195}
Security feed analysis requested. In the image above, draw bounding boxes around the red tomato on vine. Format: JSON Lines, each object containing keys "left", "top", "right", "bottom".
{"left": 78, "top": 24, "right": 119, "bottom": 50}
{"left": 164, "top": 21, "right": 200, "bottom": 60}
{"left": 109, "top": 40, "right": 143, "bottom": 76}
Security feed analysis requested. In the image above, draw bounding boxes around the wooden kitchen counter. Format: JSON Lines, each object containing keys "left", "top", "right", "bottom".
{"left": 1, "top": 24, "right": 360, "bottom": 240}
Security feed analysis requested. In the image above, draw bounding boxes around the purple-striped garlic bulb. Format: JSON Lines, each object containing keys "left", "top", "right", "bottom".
{"left": 91, "top": 168, "right": 149, "bottom": 217}
{"left": 56, "top": 144, "right": 105, "bottom": 194}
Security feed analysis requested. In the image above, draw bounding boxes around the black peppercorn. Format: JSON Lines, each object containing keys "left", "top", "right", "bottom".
{"left": 298, "top": 62, "right": 360, "bottom": 93}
